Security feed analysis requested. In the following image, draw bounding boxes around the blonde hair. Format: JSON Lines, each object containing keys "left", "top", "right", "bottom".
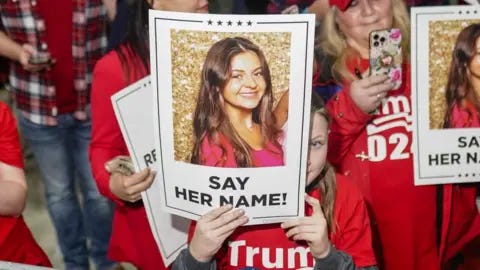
{"left": 317, "top": 0, "right": 410, "bottom": 84}
{"left": 310, "top": 93, "right": 336, "bottom": 233}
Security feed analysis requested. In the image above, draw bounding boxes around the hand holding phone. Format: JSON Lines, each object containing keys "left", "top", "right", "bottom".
{"left": 369, "top": 28, "right": 403, "bottom": 90}
{"left": 28, "top": 51, "right": 52, "bottom": 65}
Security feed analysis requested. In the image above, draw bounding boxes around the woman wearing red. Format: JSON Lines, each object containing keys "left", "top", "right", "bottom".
{"left": 89, "top": 0, "right": 208, "bottom": 269}
{"left": 318, "top": 0, "right": 480, "bottom": 269}
{"left": 0, "top": 101, "right": 51, "bottom": 267}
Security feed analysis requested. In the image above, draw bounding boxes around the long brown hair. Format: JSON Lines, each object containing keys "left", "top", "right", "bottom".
{"left": 115, "top": 0, "right": 151, "bottom": 83}
{"left": 444, "top": 23, "right": 480, "bottom": 127}
{"left": 190, "top": 37, "right": 280, "bottom": 167}
{"left": 310, "top": 93, "right": 336, "bottom": 233}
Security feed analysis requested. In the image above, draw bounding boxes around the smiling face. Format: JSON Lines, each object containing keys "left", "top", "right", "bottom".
{"left": 221, "top": 51, "right": 267, "bottom": 113}
{"left": 336, "top": 0, "right": 393, "bottom": 55}
{"left": 306, "top": 112, "right": 329, "bottom": 185}
{"left": 150, "top": 0, "right": 209, "bottom": 13}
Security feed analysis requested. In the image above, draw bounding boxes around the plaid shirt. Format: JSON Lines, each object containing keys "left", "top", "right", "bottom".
{"left": 0, "top": 0, "right": 107, "bottom": 125}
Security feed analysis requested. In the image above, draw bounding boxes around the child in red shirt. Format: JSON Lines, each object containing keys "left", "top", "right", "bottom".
{"left": 172, "top": 93, "right": 377, "bottom": 270}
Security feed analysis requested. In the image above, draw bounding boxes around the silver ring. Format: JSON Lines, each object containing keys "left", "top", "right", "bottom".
{"left": 376, "top": 94, "right": 381, "bottom": 101}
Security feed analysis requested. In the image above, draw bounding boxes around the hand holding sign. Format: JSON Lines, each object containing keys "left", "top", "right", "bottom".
{"left": 189, "top": 204, "right": 249, "bottom": 262}
{"left": 109, "top": 165, "right": 156, "bottom": 203}
{"left": 281, "top": 194, "right": 330, "bottom": 259}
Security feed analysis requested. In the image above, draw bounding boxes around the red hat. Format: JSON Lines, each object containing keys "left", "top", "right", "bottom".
{"left": 329, "top": 0, "right": 352, "bottom": 11}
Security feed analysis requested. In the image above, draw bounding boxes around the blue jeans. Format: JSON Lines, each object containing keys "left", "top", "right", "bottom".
{"left": 18, "top": 113, "right": 115, "bottom": 270}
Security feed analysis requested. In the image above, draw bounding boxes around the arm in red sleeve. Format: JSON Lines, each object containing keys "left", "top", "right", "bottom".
{"left": 334, "top": 175, "right": 377, "bottom": 268}
{"left": 89, "top": 51, "right": 129, "bottom": 206}
{"left": 0, "top": 102, "right": 27, "bottom": 216}
{"left": 326, "top": 85, "right": 373, "bottom": 167}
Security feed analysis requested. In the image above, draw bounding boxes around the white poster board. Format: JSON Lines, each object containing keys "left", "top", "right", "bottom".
{"left": 111, "top": 77, "right": 189, "bottom": 266}
{"left": 149, "top": 11, "right": 315, "bottom": 224}
{"left": 412, "top": 5, "right": 480, "bottom": 185}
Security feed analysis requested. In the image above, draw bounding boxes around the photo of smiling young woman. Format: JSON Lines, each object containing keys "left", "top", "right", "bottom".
{"left": 190, "top": 37, "right": 284, "bottom": 168}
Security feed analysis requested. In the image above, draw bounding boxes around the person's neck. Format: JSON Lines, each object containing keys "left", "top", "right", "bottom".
{"left": 346, "top": 39, "right": 369, "bottom": 59}
{"left": 225, "top": 107, "right": 254, "bottom": 131}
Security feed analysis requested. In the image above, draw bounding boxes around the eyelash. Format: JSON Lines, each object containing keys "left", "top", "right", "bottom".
{"left": 349, "top": 0, "right": 358, "bottom": 8}
{"left": 231, "top": 72, "right": 264, "bottom": 80}
{"left": 310, "top": 140, "right": 324, "bottom": 148}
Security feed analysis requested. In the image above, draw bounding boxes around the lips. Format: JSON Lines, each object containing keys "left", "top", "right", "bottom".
{"left": 239, "top": 91, "right": 259, "bottom": 98}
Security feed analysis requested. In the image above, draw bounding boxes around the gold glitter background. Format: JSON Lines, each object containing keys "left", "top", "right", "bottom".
{"left": 429, "top": 19, "right": 480, "bottom": 129}
{"left": 170, "top": 30, "right": 291, "bottom": 162}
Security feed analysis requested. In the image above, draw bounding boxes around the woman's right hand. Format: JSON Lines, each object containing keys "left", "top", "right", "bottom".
{"left": 189, "top": 205, "right": 249, "bottom": 263}
{"left": 349, "top": 74, "right": 394, "bottom": 114}
{"left": 106, "top": 155, "right": 155, "bottom": 203}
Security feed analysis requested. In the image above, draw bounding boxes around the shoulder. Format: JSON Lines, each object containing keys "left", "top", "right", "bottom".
{"left": 0, "top": 102, "right": 15, "bottom": 131}
{"left": 0, "top": 101, "right": 11, "bottom": 117}
{"left": 334, "top": 173, "right": 366, "bottom": 208}
{"left": 94, "top": 49, "right": 123, "bottom": 74}
{"left": 200, "top": 133, "right": 233, "bottom": 155}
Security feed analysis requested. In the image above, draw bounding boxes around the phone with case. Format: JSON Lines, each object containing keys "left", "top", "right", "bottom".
{"left": 369, "top": 28, "right": 403, "bottom": 90}
{"left": 28, "top": 51, "right": 51, "bottom": 65}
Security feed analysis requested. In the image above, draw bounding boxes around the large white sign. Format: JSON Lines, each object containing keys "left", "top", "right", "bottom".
{"left": 149, "top": 11, "right": 315, "bottom": 224}
{"left": 411, "top": 5, "right": 480, "bottom": 185}
{"left": 111, "top": 77, "right": 189, "bottom": 266}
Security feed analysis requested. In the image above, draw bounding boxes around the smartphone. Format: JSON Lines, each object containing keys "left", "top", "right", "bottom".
{"left": 369, "top": 28, "right": 402, "bottom": 90}
{"left": 28, "top": 51, "right": 51, "bottom": 65}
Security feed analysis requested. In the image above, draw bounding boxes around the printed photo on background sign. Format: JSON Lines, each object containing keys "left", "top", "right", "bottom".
{"left": 149, "top": 10, "right": 315, "bottom": 224}
{"left": 412, "top": 5, "right": 480, "bottom": 185}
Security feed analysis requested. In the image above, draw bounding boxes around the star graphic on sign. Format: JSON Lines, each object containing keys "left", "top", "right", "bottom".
{"left": 237, "top": 20, "right": 242, "bottom": 26}
{"left": 227, "top": 20, "right": 232, "bottom": 26}
{"left": 217, "top": 20, "right": 223, "bottom": 26}
{"left": 247, "top": 20, "right": 253, "bottom": 26}
{"left": 207, "top": 20, "right": 213, "bottom": 25}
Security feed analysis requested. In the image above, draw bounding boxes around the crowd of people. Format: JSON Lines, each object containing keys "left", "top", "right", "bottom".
{"left": 0, "top": 0, "right": 478, "bottom": 270}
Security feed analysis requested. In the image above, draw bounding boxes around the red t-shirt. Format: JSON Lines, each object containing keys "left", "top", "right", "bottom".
{"left": 188, "top": 174, "right": 376, "bottom": 269}
{"left": 0, "top": 102, "right": 51, "bottom": 267}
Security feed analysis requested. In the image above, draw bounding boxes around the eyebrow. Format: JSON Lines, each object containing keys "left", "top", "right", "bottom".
{"left": 231, "top": 66, "right": 262, "bottom": 72}
{"left": 310, "top": 134, "right": 325, "bottom": 141}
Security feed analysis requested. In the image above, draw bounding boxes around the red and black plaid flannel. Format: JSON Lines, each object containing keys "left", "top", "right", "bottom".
{"left": 0, "top": 0, "right": 107, "bottom": 125}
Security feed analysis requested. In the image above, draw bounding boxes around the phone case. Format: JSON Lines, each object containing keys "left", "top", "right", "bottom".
{"left": 369, "top": 28, "right": 402, "bottom": 90}
{"left": 28, "top": 51, "right": 51, "bottom": 65}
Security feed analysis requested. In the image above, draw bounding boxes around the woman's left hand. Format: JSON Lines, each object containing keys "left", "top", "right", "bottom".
{"left": 281, "top": 194, "right": 330, "bottom": 259}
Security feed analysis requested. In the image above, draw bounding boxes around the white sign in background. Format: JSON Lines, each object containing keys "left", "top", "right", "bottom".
{"left": 149, "top": 11, "right": 315, "bottom": 224}
{"left": 111, "top": 76, "right": 189, "bottom": 266}
{"left": 412, "top": 5, "right": 480, "bottom": 185}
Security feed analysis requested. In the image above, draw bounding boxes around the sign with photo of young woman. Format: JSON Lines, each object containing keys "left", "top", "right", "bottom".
{"left": 411, "top": 5, "right": 480, "bottom": 185}
{"left": 149, "top": 11, "right": 315, "bottom": 224}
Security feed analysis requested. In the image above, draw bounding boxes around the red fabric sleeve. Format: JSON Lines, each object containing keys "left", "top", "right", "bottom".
{"left": 0, "top": 216, "right": 52, "bottom": 267}
{"left": 0, "top": 102, "right": 23, "bottom": 169}
{"left": 89, "top": 51, "right": 129, "bottom": 206}
{"left": 334, "top": 174, "right": 377, "bottom": 267}
{"left": 326, "top": 86, "right": 373, "bottom": 168}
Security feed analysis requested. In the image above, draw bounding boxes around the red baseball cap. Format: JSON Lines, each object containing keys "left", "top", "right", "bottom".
{"left": 329, "top": 0, "right": 353, "bottom": 11}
